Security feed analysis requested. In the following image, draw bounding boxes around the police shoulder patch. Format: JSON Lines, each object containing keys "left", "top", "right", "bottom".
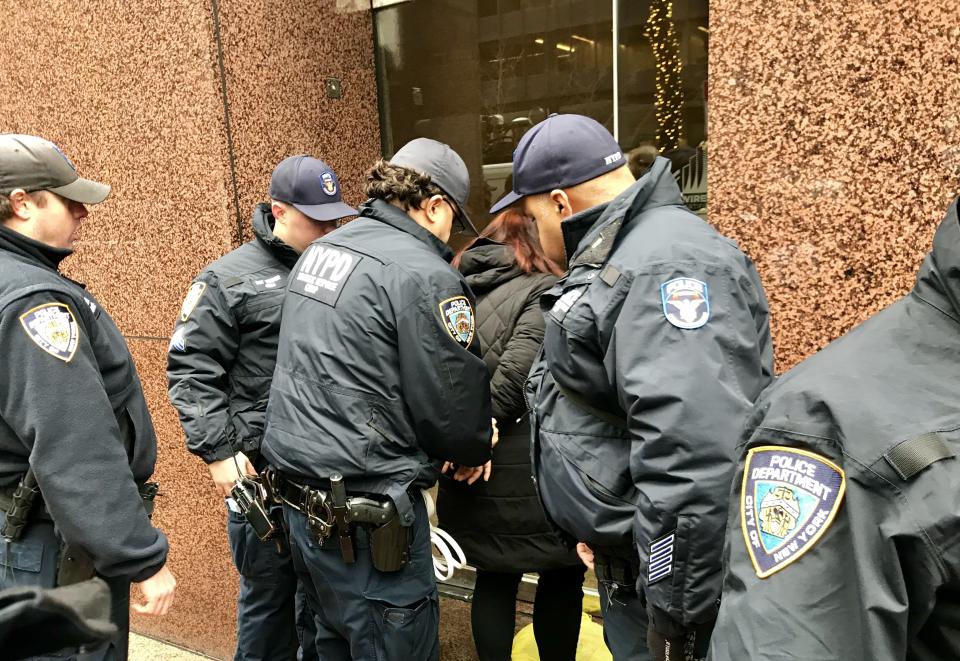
{"left": 660, "top": 277, "right": 710, "bottom": 329}
{"left": 741, "top": 446, "right": 846, "bottom": 578}
{"left": 179, "top": 282, "right": 207, "bottom": 322}
{"left": 19, "top": 303, "right": 80, "bottom": 362}
{"left": 439, "top": 296, "right": 475, "bottom": 348}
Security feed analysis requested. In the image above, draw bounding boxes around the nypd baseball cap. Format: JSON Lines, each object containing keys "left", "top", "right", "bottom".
{"left": 269, "top": 155, "right": 357, "bottom": 222}
{"left": 489, "top": 114, "right": 625, "bottom": 214}
{"left": 0, "top": 134, "right": 111, "bottom": 204}
{"left": 390, "top": 138, "right": 479, "bottom": 236}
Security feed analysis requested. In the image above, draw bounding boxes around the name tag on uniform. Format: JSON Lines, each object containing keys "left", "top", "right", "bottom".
{"left": 290, "top": 244, "right": 361, "bottom": 306}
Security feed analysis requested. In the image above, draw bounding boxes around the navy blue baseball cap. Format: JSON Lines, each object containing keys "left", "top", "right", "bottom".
{"left": 390, "top": 137, "right": 479, "bottom": 236}
{"left": 269, "top": 155, "right": 357, "bottom": 221}
{"left": 489, "top": 114, "right": 626, "bottom": 214}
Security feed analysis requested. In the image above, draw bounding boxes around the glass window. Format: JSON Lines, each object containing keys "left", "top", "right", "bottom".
{"left": 373, "top": 0, "right": 708, "bottom": 235}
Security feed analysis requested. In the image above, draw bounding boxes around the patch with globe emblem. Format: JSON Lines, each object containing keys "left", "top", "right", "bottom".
{"left": 660, "top": 277, "right": 710, "bottom": 329}
{"left": 439, "top": 296, "right": 475, "bottom": 348}
{"left": 19, "top": 303, "right": 80, "bottom": 362}
{"left": 741, "top": 446, "right": 846, "bottom": 578}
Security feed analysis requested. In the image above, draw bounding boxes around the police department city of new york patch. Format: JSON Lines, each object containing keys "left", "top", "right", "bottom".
{"left": 660, "top": 277, "right": 710, "bottom": 329}
{"left": 741, "top": 446, "right": 846, "bottom": 578}
{"left": 179, "top": 282, "right": 206, "bottom": 322}
{"left": 19, "top": 303, "right": 80, "bottom": 362}
{"left": 439, "top": 296, "right": 475, "bottom": 348}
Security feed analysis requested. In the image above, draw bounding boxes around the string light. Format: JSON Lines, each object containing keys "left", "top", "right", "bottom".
{"left": 646, "top": 0, "right": 684, "bottom": 151}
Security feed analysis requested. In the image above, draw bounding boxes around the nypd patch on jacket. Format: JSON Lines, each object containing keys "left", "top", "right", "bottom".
{"left": 167, "top": 203, "right": 298, "bottom": 464}
{"left": 0, "top": 225, "right": 168, "bottom": 582}
{"left": 526, "top": 157, "right": 774, "bottom": 633}
{"left": 261, "top": 199, "right": 493, "bottom": 526}
{"left": 711, "top": 200, "right": 960, "bottom": 661}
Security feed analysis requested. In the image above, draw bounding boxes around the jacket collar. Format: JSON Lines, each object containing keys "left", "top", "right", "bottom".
{"left": 358, "top": 199, "right": 454, "bottom": 262}
{"left": 912, "top": 198, "right": 960, "bottom": 323}
{"left": 561, "top": 156, "right": 683, "bottom": 268}
{"left": 0, "top": 224, "right": 73, "bottom": 272}
{"left": 252, "top": 203, "right": 301, "bottom": 269}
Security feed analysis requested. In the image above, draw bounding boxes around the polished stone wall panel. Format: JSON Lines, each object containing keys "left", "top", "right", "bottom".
{"left": 127, "top": 338, "right": 238, "bottom": 660}
{"left": 710, "top": 0, "right": 960, "bottom": 370}
{"left": 0, "top": 0, "right": 237, "bottom": 339}
{"left": 216, "top": 0, "right": 381, "bottom": 241}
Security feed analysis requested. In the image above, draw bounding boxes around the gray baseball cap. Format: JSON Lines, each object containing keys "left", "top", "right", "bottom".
{"left": 390, "top": 138, "right": 479, "bottom": 236}
{"left": 0, "top": 134, "right": 110, "bottom": 204}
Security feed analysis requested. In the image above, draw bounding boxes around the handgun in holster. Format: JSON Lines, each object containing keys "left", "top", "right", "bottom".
{"left": 345, "top": 493, "right": 411, "bottom": 573}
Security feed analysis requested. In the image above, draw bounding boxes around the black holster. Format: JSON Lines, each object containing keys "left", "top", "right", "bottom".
{"left": 364, "top": 511, "right": 411, "bottom": 573}
{"left": 594, "top": 550, "right": 641, "bottom": 597}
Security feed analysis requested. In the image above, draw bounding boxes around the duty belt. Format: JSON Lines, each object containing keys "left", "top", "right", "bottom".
{"left": 264, "top": 470, "right": 395, "bottom": 539}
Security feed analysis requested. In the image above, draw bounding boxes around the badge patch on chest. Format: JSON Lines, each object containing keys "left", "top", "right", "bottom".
{"left": 19, "top": 303, "right": 80, "bottom": 362}
{"left": 741, "top": 446, "right": 846, "bottom": 578}
{"left": 439, "top": 296, "right": 475, "bottom": 348}
{"left": 179, "top": 282, "right": 207, "bottom": 322}
{"left": 660, "top": 277, "right": 710, "bottom": 329}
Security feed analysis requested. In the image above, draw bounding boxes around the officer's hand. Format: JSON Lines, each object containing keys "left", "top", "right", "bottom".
{"left": 490, "top": 418, "right": 500, "bottom": 448}
{"left": 443, "top": 462, "right": 489, "bottom": 485}
{"left": 575, "top": 542, "right": 595, "bottom": 570}
{"left": 132, "top": 565, "right": 177, "bottom": 616}
{"left": 209, "top": 452, "right": 257, "bottom": 497}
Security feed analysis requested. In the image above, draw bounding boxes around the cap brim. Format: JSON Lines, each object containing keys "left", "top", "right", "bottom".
{"left": 488, "top": 189, "right": 523, "bottom": 215}
{"left": 47, "top": 178, "right": 111, "bottom": 205}
{"left": 292, "top": 201, "right": 358, "bottom": 222}
{"left": 456, "top": 208, "right": 480, "bottom": 237}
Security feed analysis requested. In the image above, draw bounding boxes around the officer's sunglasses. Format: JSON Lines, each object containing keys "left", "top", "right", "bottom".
{"left": 443, "top": 196, "right": 479, "bottom": 237}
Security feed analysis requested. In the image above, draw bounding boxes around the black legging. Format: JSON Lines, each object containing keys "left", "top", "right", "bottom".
{"left": 471, "top": 564, "right": 587, "bottom": 661}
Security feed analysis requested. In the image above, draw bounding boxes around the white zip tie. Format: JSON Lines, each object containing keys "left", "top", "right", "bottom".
{"left": 421, "top": 490, "right": 466, "bottom": 581}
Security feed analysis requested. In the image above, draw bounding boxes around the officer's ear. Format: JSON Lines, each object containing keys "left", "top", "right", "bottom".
{"left": 271, "top": 201, "right": 286, "bottom": 224}
{"left": 5, "top": 189, "right": 35, "bottom": 222}
{"left": 424, "top": 194, "right": 446, "bottom": 222}
{"left": 548, "top": 189, "right": 573, "bottom": 219}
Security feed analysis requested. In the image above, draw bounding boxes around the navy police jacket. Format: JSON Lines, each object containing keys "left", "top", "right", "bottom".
{"left": 167, "top": 204, "right": 298, "bottom": 465}
{"left": 0, "top": 225, "right": 168, "bottom": 581}
{"left": 261, "top": 199, "right": 493, "bottom": 525}
{"left": 526, "top": 157, "right": 773, "bottom": 630}
{"left": 711, "top": 200, "right": 960, "bottom": 660}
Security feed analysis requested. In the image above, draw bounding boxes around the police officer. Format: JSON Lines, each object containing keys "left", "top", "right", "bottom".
{"left": 260, "top": 138, "right": 495, "bottom": 660}
{"left": 167, "top": 155, "right": 356, "bottom": 660}
{"left": 0, "top": 134, "right": 176, "bottom": 659}
{"left": 709, "top": 200, "right": 960, "bottom": 660}
{"left": 489, "top": 115, "right": 774, "bottom": 661}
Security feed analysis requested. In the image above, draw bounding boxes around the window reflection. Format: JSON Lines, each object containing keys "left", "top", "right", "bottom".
{"left": 373, "top": 0, "right": 708, "bottom": 231}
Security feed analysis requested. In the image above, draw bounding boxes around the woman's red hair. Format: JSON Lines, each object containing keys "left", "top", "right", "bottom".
{"left": 454, "top": 209, "right": 563, "bottom": 276}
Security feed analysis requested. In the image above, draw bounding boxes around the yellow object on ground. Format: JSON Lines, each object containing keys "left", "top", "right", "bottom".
{"left": 512, "top": 612, "right": 612, "bottom": 661}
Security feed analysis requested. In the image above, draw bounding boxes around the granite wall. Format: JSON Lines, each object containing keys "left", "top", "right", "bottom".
{"left": 710, "top": 0, "right": 960, "bottom": 371}
{"left": 0, "top": 0, "right": 379, "bottom": 657}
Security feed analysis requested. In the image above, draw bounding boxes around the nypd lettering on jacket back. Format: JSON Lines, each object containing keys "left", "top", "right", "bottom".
{"left": 290, "top": 244, "right": 361, "bottom": 306}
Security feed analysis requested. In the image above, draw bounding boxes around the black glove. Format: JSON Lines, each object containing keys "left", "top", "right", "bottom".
{"left": 647, "top": 606, "right": 715, "bottom": 661}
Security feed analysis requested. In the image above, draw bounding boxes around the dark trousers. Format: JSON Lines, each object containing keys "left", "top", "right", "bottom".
{"left": 471, "top": 565, "right": 587, "bottom": 661}
{"left": 597, "top": 579, "right": 651, "bottom": 661}
{"left": 282, "top": 497, "right": 439, "bottom": 661}
{"left": 226, "top": 507, "right": 318, "bottom": 661}
{"left": 0, "top": 511, "right": 128, "bottom": 661}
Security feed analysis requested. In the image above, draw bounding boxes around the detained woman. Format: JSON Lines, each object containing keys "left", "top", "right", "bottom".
{"left": 438, "top": 210, "right": 587, "bottom": 661}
